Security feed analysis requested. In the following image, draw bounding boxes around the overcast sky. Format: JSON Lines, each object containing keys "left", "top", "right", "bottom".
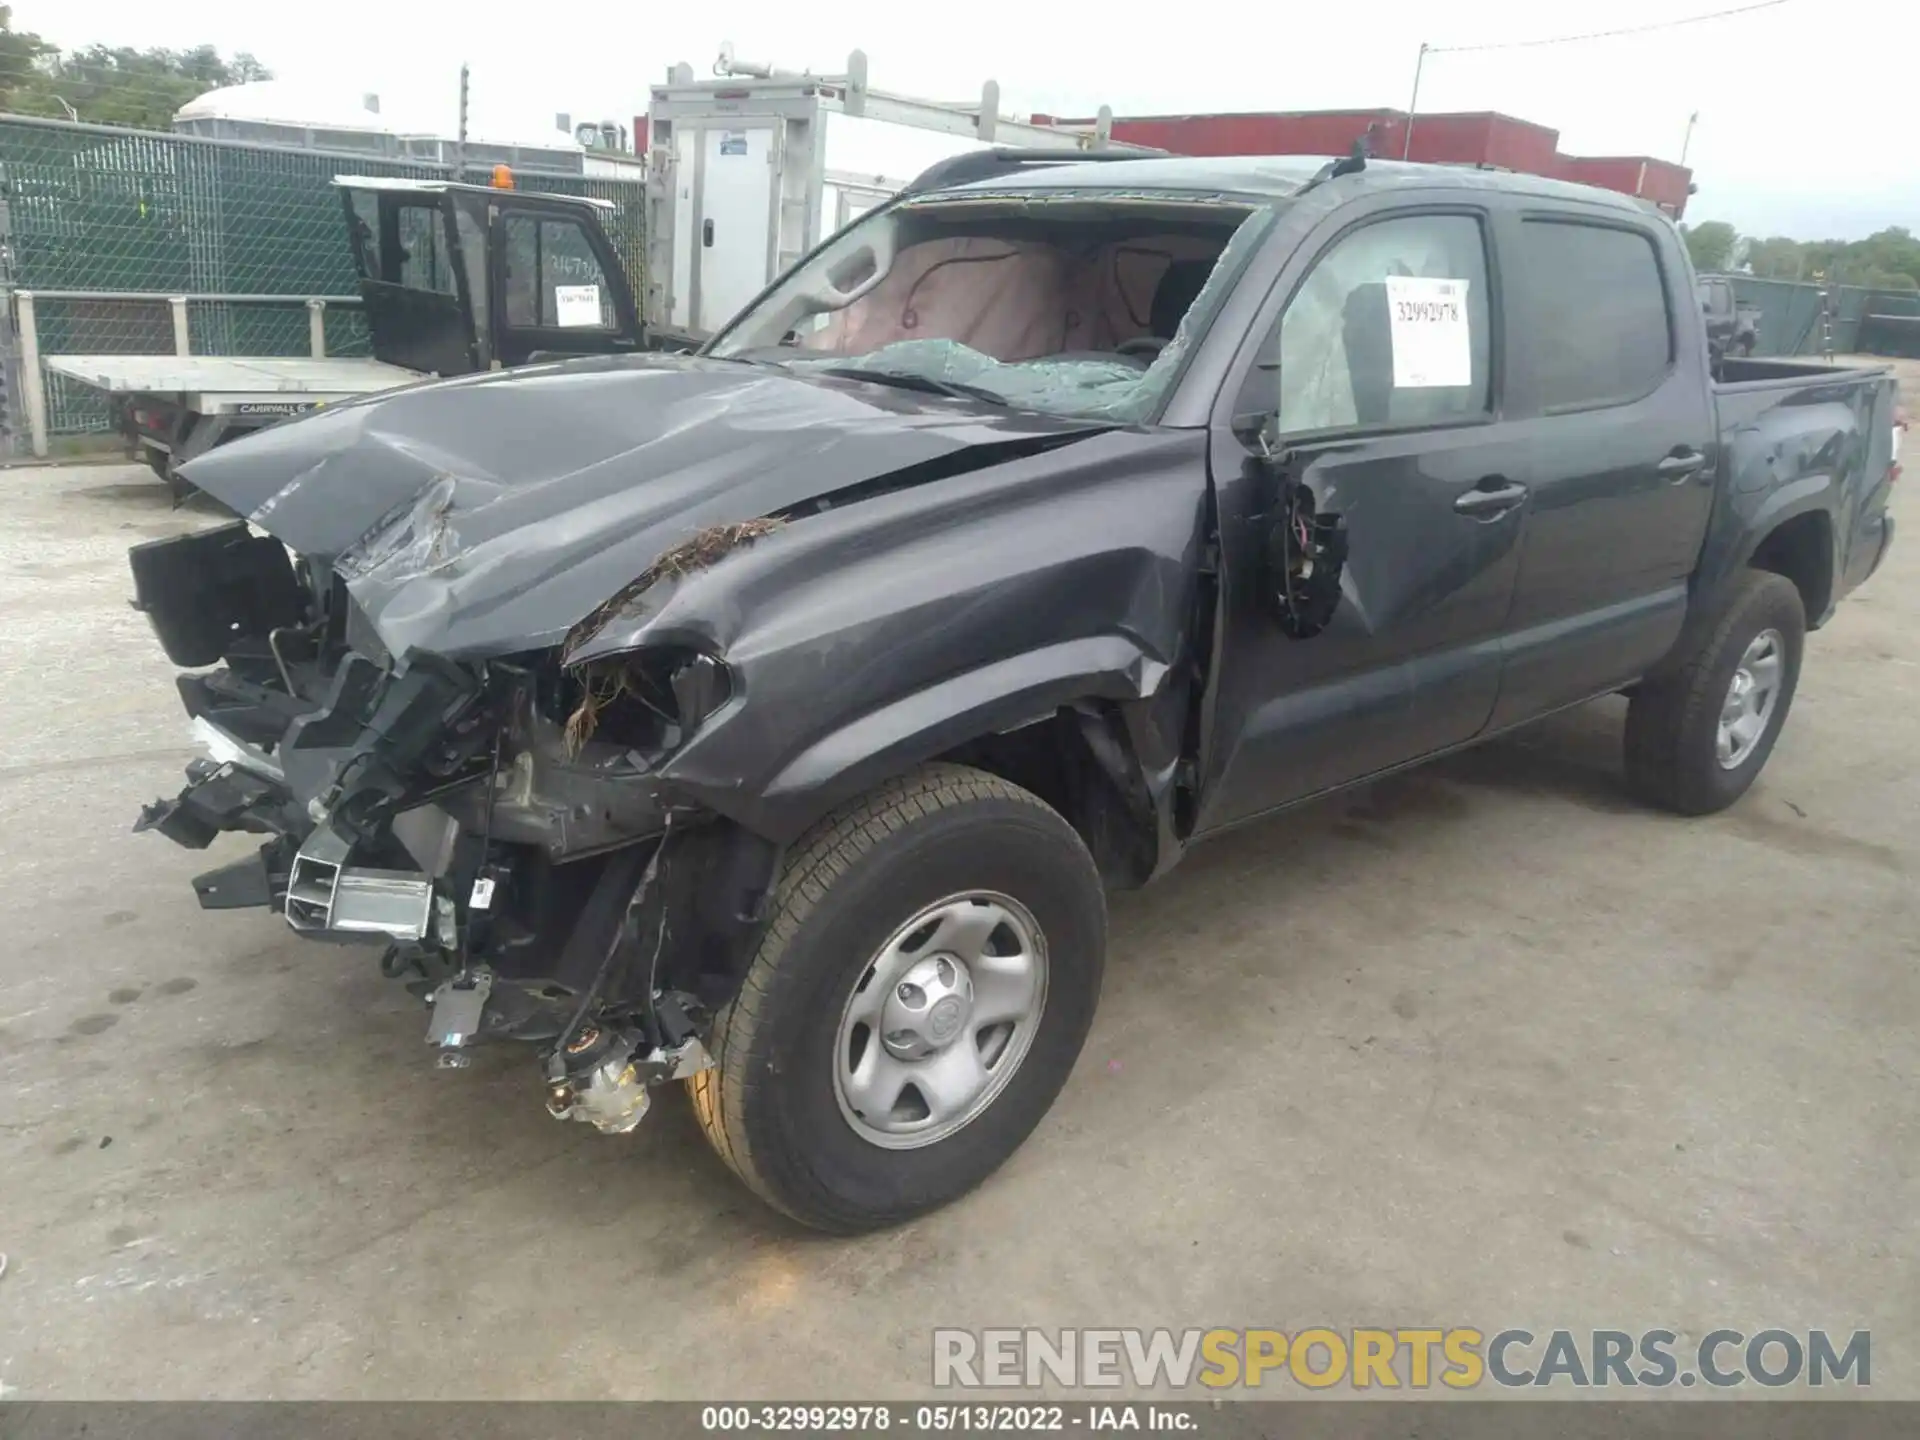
{"left": 23, "top": 0, "right": 1917, "bottom": 239}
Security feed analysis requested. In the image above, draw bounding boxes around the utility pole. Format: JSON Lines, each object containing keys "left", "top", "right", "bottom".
{"left": 1403, "top": 42, "right": 1429, "bottom": 161}
{"left": 452, "top": 63, "right": 470, "bottom": 182}
{"left": 1680, "top": 110, "right": 1699, "bottom": 166}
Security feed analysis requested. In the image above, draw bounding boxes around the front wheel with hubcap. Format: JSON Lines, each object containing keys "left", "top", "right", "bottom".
{"left": 690, "top": 764, "right": 1106, "bottom": 1233}
{"left": 834, "top": 890, "right": 1049, "bottom": 1149}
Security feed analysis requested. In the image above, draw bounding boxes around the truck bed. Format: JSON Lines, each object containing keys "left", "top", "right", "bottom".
{"left": 46, "top": 355, "right": 419, "bottom": 404}
{"left": 1704, "top": 355, "right": 1900, "bottom": 626}
{"left": 1714, "top": 355, "right": 1887, "bottom": 387}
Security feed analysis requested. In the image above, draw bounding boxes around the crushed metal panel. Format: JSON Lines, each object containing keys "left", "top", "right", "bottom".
{"left": 593, "top": 427, "right": 1216, "bottom": 842}
{"left": 179, "top": 356, "right": 1102, "bottom": 664}
{"left": 562, "top": 517, "right": 785, "bottom": 662}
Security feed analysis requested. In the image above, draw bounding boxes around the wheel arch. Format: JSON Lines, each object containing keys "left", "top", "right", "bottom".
{"left": 1745, "top": 508, "right": 1835, "bottom": 630}
{"left": 738, "top": 638, "right": 1173, "bottom": 886}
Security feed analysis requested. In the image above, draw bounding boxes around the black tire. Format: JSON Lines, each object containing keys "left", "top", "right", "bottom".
{"left": 689, "top": 763, "right": 1106, "bottom": 1233}
{"left": 1624, "top": 570, "right": 1805, "bottom": 815}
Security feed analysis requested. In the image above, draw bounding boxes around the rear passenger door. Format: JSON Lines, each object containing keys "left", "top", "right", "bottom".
{"left": 1486, "top": 210, "right": 1716, "bottom": 727}
{"left": 1196, "top": 200, "right": 1532, "bottom": 832}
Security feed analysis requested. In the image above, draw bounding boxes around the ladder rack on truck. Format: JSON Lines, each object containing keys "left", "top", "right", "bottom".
{"left": 643, "top": 44, "right": 1158, "bottom": 341}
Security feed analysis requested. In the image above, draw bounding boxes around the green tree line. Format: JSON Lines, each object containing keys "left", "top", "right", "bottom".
{"left": 0, "top": 6, "right": 269, "bottom": 131}
{"left": 1683, "top": 218, "right": 1920, "bottom": 291}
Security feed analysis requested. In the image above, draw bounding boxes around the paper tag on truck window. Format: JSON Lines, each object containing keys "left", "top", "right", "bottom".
{"left": 553, "top": 283, "right": 602, "bottom": 328}
{"left": 469, "top": 876, "right": 496, "bottom": 910}
{"left": 1385, "top": 276, "right": 1472, "bottom": 389}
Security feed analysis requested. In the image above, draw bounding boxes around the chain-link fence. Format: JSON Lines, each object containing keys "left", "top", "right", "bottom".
{"left": 1726, "top": 275, "right": 1920, "bottom": 359}
{"left": 0, "top": 113, "right": 646, "bottom": 452}
{"left": 1856, "top": 292, "right": 1920, "bottom": 361}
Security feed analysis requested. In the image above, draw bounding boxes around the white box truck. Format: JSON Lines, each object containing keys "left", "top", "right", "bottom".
{"left": 642, "top": 44, "right": 1151, "bottom": 342}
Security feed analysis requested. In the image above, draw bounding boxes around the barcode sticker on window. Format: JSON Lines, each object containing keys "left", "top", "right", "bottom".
{"left": 1385, "top": 276, "right": 1472, "bottom": 389}
{"left": 554, "top": 284, "right": 602, "bottom": 328}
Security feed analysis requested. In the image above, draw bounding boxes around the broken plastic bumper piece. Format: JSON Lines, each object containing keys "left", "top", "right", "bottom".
{"left": 134, "top": 758, "right": 286, "bottom": 850}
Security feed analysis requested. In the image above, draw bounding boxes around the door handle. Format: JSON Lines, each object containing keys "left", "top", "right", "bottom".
{"left": 702, "top": 219, "right": 715, "bottom": 247}
{"left": 1657, "top": 449, "right": 1707, "bottom": 480}
{"left": 1453, "top": 479, "right": 1529, "bottom": 518}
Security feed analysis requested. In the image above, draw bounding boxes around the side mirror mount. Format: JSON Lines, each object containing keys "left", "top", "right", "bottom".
{"left": 1233, "top": 350, "right": 1285, "bottom": 454}
{"left": 1256, "top": 410, "right": 1285, "bottom": 463}
{"left": 1230, "top": 408, "right": 1277, "bottom": 454}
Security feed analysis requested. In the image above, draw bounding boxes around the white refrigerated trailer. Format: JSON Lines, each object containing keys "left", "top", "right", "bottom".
{"left": 643, "top": 45, "right": 1153, "bottom": 341}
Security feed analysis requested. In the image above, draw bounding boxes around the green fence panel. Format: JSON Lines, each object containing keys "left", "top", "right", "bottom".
{"left": 1726, "top": 275, "right": 1918, "bottom": 358}
{"left": 1857, "top": 292, "right": 1920, "bottom": 360}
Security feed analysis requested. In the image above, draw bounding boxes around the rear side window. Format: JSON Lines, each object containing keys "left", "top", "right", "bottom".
{"left": 1518, "top": 220, "right": 1671, "bottom": 410}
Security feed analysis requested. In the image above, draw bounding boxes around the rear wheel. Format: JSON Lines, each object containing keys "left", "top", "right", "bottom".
{"left": 690, "top": 764, "right": 1106, "bottom": 1233}
{"left": 1624, "top": 570, "right": 1805, "bottom": 814}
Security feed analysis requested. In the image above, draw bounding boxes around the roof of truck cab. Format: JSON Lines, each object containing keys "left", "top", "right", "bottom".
{"left": 935, "top": 154, "right": 1660, "bottom": 215}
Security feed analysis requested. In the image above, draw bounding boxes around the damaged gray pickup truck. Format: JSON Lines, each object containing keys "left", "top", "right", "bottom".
{"left": 130, "top": 153, "right": 1902, "bottom": 1232}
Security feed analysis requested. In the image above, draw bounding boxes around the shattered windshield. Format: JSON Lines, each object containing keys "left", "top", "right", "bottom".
{"left": 707, "top": 191, "right": 1273, "bottom": 423}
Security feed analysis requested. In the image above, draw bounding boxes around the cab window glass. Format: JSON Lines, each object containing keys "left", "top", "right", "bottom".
{"left": 345, "top": 190, "right": 379, "bottom": 280}
{"left": 394, "top": 202, "right": 456, "bottom": 295}
{"left": 1269, "top": 213, "right": 1492, "bottom": 434}
{"left": 502, "top": 215, "right": 615, "bottom": 328}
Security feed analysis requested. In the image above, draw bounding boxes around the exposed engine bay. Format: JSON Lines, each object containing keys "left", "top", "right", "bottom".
{"left": 129, "top": 517, "right": 747, "bottom": 1125}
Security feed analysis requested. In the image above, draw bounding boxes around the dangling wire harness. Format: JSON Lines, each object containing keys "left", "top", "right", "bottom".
{"left": 1267, "top": 471, "right": 1348, "bottom": 640}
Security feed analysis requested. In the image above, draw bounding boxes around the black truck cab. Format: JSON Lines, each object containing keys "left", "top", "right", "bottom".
{"left": 335, "top": 176, "right": 644, "bottom": 374}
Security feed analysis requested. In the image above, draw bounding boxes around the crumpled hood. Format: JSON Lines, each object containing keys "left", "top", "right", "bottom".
{"left": 180, "top": 354, "right": 1102, "bottom": 662}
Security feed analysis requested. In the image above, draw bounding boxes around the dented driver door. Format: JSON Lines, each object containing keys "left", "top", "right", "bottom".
{"left": 1193, "top": 199, "right": 1532, "bottom": 834}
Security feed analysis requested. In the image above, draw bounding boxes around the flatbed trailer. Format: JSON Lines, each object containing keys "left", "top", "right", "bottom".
{"left": 44, "top": 354, "right": 420, "bottom": 491}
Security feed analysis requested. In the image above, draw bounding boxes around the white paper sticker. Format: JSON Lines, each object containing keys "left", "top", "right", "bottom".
{"left": 1385, "top": 276, "right": 1472, "bottom": 389}
{"left": 469, "top": 876, "right": 496, "bottom": 910}
{"left": 553, "top": 283, "right": 602, "bottom": 328}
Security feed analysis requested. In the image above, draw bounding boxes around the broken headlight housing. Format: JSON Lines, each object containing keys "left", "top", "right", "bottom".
{"left": 553, "top": 647, "right": 733, "bottom": 758}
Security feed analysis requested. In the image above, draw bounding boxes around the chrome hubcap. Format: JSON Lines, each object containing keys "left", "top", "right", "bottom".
{"left": 1718, "top": 628, "right": 1785, "bottom": 769}
{"left": 833, "top": 892, "right": 1048, "bottom": 1150}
